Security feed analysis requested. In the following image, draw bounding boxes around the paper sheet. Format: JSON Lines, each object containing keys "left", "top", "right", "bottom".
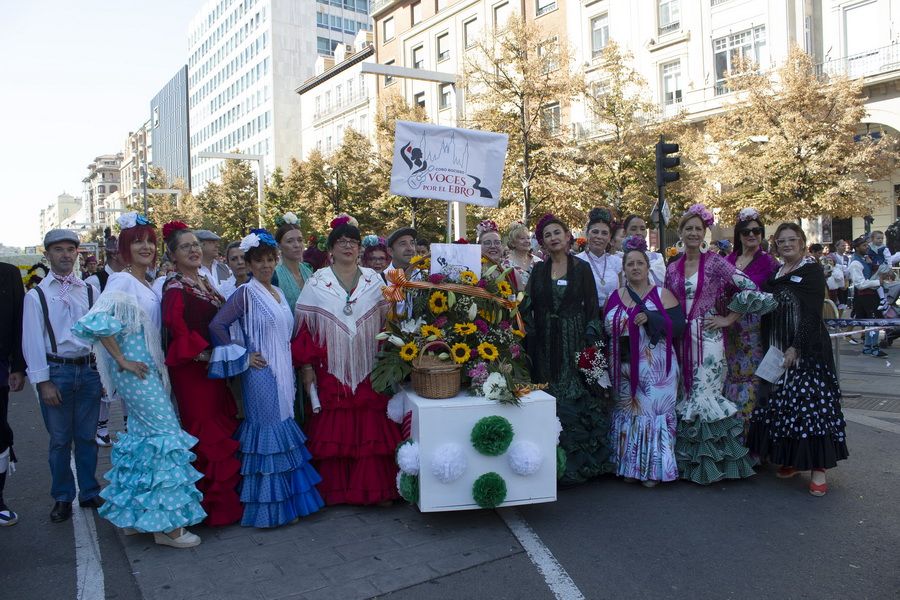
{"left": 309, "top": 383, "right": 322, "bottom": 414}
{"left": 755, "top": 346, "right": 786, "bottom": 383}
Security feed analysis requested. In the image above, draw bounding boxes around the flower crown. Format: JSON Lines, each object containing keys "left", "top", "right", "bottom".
{"left": 239, "top": 228, "right": 278, "bottom": 253}
{"left": 308, "top": 232, "right": 328, "bottom": 251}
{"left": 274, "top": 212, "right": 299, "bottom": 227}
{"left": 535, "top": 213, "right": 558, "bottom": 240}
{"left": 162, "top": 221, "right": 189, "bottom": 240}
{"left": 622, "top": 235, "right": 648, "bottom": 253}
{"left": 330, "top": 213, "right": 359, "bottom": 229}
{"left": 117, "top": 211, "right": 153, "bottom": 230}
{"left": 737, "top": 208, "right": 760, "bottom": 223}
{"left": 362, "top": 234, "right": 386, "bottom": 249}
{"left": 683, "top": 203, "right": 715, "bottom": 228}
{"left": 476, "top": 219, "right": 499, "bottom": 238}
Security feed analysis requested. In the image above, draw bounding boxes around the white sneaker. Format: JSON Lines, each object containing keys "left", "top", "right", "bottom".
{"left": 153, "top": 529, "right": 201, "bottom": 549}
{"left": 95, "top": 433, "right": 112, "bottom": 447}
{"left": 0, "top": 508, "right": 18, "bottom": 526}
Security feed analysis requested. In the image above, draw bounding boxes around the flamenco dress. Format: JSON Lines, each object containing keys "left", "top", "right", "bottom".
{"left": 72, "top": 273, "right": 206, "bottom": 532}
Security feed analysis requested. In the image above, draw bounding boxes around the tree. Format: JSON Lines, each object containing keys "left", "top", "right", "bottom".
{"left": 464, "top": 15, "right": 584, "bottom": 225}
{"left": 686, "top": 45, "right": 897, "bottom": 223}
{"left": 194, "top": 158, "right": 259, "bottom": 242}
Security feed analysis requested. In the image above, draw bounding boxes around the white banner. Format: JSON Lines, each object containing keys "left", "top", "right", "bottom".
{"left": 390, "top": 120, "right": 508, "bottom": 208}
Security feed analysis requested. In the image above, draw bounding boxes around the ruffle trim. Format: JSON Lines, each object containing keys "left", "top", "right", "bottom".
{"left": 610, "top": 411, "right": 678, "bottom": 482}
{"left": 187, "top": 417, "right": 242, "bottom": 527}
{"left": 209, "top": 344, "right": 249, "bottom": 379}
{"left": 676, "top": 415, "right": 756, "bottom": 485}
{"left": 747, "top": 424, "right": 849, "bottom": 470}
{"left": 676, "top": 394, "right": 738, "bottom": 423}
{"left": 728, "top": 289, "right": 777, "bottom": 315}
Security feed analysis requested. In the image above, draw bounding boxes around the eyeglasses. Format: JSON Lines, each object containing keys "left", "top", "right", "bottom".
{"left": 481, "top": 240, "right": 503, "bottom": 247}
{"left": 334, "top": 239, "right": 359, "bottom": 248}
{"left": 776, "top": 237, "right": 803, "bottom": 246}
{"left": 177, "top": 242, "right": 202, "bottom": 252}
{"left": 740, "top": 227, "right": 763, "bottom": 237}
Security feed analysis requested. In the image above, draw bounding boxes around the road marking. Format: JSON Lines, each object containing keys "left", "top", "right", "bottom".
{"left": 70, "top": 454, "right": 105, "bottom": 600}
{"left": 498, "top": 508, "right": 586, "bottom": 600}
{"left": 844, "top": 409, "right": 900, "bottom": 435}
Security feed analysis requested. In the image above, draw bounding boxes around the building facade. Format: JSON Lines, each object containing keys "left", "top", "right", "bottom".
{"left": 39, "top": 192, "right": 81, "bottom": 241}
{"left": 82, "top": 153, "right": 123, "bottom": 228}
{"left": 151, "top": 66, "right": 192, "bottom": 189}
{"left": 187, "top": 0, "right": 372, "bottom": 192}
{"left": 297, "top": 30, "right": 377, "bottom": 158}
{"left": 120, "top": 124, "right": 152, "bottom": 209}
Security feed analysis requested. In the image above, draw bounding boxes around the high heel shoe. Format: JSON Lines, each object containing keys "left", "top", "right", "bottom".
{"left": 153, "top": 528, "right": 201, "bottom": 548}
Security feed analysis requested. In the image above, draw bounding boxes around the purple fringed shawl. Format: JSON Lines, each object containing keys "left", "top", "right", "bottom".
{"left": 726, "top": 250, "right": 779, "bottom": 289}
{"left": 607, "top": 287, "right": 673, "bottom": 400}
{"left": 665, "top": 252, "right": 739, "bottom": 395}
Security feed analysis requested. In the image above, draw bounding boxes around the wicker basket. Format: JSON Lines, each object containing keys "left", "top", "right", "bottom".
{"left": 411, "top": 341, "right": 461, "bottom": 399}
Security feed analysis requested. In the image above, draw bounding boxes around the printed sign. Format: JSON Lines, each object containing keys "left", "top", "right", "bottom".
{"left": 429, "top": 243, "right": 483, "bottom": 278}
{"left": 390, "top": 121, "right": 508, "bottom": 208}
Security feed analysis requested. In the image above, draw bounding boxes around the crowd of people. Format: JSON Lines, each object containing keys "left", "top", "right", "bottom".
{"left": 0, "top": 202, "right": 895, "bottom": 542}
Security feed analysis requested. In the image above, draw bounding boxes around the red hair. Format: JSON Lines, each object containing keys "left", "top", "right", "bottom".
{"left": 118, "top": 225, "right": 158, "bottom": 265}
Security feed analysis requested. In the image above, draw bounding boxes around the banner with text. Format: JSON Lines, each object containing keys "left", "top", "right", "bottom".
{"left": 390, "top": 120, "right": 508, "bottom": 208}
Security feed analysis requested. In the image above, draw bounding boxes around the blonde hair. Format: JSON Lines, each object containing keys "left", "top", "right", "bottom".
{"left": 506, "top": 221, "right": 530, "bottom": 249}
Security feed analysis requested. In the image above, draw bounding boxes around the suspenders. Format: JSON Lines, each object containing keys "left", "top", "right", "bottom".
{"left": 34, "top": 285, "right": 94, "bottom": 355}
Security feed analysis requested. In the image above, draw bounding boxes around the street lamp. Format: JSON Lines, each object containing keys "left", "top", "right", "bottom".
{"left": 195, "top": 151, "right": 266, "bottom": 228}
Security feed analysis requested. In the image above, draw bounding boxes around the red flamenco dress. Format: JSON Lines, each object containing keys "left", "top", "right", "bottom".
{"left": 162, "top": 274, "right": 242, "bottom": 526}
{"left": 291, "top": 266, "right": 401, "bottom": 505}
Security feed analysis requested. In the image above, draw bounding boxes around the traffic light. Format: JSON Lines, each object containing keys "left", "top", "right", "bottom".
{"left": 655, "top": 137, "right": 680, "bottom": 188}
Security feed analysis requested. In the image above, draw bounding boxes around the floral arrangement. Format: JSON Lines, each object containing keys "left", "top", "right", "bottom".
{"left": 274, "top": 212, "right": 299, "bottom": 227}
{"left": 577, "top": 344, "right": 610, "bottom": 390}
{"left": 117, "top": 211, "right": 153, "bottom": 230}
{"left": 330, "top": 213, "right": 359, "bottom": 229}
{"left": 622, "top": 235, "right": 647, "bottom": 254}
{"left": 737, "top": 207, "right": 760, "bottom": 223}
{"left": 574, "top": 237, "right": 588, "bottom": 253}
{"left": 684, "top": 203, "right": 715, "bottom": 229}
{"left": 371, "top": 261, "right": 533, "bottom": 405}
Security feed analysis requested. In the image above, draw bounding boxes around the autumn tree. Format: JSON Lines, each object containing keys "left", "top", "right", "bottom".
{"left": 463, "top": 15, "right": 584, "bottom": 226}
{"left": 194, "top": 158, "right": 259, "bottom": 241}
{"left": 686, "top": 45, "right": 897, "bottom": 223}
{"left": 128, "top": 166, "right": 204, "bottom": 233}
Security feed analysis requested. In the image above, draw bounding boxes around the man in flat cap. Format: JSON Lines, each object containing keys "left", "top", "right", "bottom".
{"left": 22, "top": 230, "right": 104, "bottom": 523}
{"left": 387, "top": 227, "right": 418, "bottom": 273}
{"left": 195, "top": 230, "right": 235, "bottom": 295}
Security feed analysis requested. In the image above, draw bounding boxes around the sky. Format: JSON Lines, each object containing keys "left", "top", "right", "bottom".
{"left": 0, "top": 1, "right": 205, "bottom": 248}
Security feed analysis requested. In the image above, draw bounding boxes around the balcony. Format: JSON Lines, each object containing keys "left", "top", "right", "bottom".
{"left": 817, "top": 43, "right": 900, "bottom": 81}
{"left": 313, "top": 90, "right": 370, "bottom": 122}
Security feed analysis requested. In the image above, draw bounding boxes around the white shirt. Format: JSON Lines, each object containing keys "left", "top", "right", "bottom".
{"left": 200, "top": 261, "right": 235, "bottom": 295}
{"left": 848, "top": 258, "right": 881, "bottom": 290}
{"left": 648, "top": 251, "right": 666, "bottom": 286}
{"left": 22, "top": 274, "right": 99, "bottom": 384}
{"left": 105, "top": 272, "right": 162, "bottom": 330}
{"left": 152, "top": 275, "right": 167, "bottom": 299}
{"left": 576, "top": 250, "right": 623, "bottom": 309}
{"left": 826, "top": 266, "right": 845, "bottom": 291}
{"left": 84, "top": 264, "right": 115, "bottom": 291}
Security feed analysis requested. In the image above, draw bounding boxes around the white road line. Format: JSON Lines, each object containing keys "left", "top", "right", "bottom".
{"left": 498, "top": 508, "right": 586, "bottom": 600}
{"left": 844, "top": 409, "right": 900, "bottom": 435}
{"left": 70, "top": 454, "right": 105, "bottom": 600}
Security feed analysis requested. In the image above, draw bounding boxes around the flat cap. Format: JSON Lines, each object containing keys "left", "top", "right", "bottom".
{"left": 194, "top": 230, "right": 221, "bottom": 242}
{"left": 387, "top": 227, "right": 417, "bottom": 248}
{"left": 43, "top": 229, "right": 80, "bottom": 248}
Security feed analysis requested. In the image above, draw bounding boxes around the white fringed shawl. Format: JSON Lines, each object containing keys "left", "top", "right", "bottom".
{"left": 295, "top": 267, "right": 387, "bottom": 392}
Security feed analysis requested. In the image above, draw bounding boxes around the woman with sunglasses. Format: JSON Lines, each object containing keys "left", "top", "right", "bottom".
{"left": 724, "top": 209, "right": 780, "bottom": 421}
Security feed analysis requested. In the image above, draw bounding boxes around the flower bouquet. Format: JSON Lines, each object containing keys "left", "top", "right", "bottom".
{"left": 372, "top": 259, "right": 534, "bottom": 405}
{"left": 576, "top": 342, "right": 610, "bottom": 395}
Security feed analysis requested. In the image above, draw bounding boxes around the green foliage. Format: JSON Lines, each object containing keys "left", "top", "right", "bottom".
{"left": 194, "top": 158, "right": 259, "bottom": 242}
{"left": 472, "top": 472, "right": 507, "bottom": 509}
{"left": 371, "top": 346, "right": 412, "bottom": 394}
{"left": 556, "top": 446, "right": 566, "bottom": 481}
{"left": 398, "top": 473, "right": 419, "bottom": 504}
{"left": 470, "top": 416, "right": 514, "bottom": 456}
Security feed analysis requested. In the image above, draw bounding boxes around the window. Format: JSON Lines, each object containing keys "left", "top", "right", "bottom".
{"left": 713, "top": 26, "right": 767, "bottom": 94}
{"left": 658, "top": 0, "right": 680, "bottom": 35}
{"left": 325, "top": 91, "right": 332, "bottom": 109}
{"left": 538, "top": 37, "right": 559, "bottom": 73}
{"left": 661, "top": 59, "right": 682, "bottom": 105}
{"left": 591, "top": 14, "right": 609, "bottom": 58}
{"left": 541, "top": 102, "right": 560, "bottom": 135}
{"left": 463, "top": 18, "right": 479, "bottom": 48}
{"left": 437, "top": 33, "right": 450, "bottom": 61}
{"left": 411, "top": 1, "right": 421, "bottom": 25}
{"left": 383, "top": 17, "right": 395, "bottom": 41}
{"left": 326, "top": 135, "right": 333, "bottom": 153}
{"left": 347, "top": 78, "right": 353, "bottom": 101}
{"left": 152, "top": 107, "right": 160, "bottom": 127}
{"left": 336, "top": 84, "right": 343, "bottom": 107}
{"left": 384, "top": 59, "right": 395, "bottom": 85}
{"left": 536, "top": 0, "right": 556, "bottom": 17}
{"left": 337, "top": 124, "right": 343, "bottom": 141}
{"left": 315, "top": 95, "right": 322, "bottom": 115}
{"left": 493, "top": 2, "right": 511, "bottom": 30}
{"left": 412, "top": 45, "right": 424, "bottom": 69}
{"left": 440, "top": 83, "right": 452, "bottom": 109}
{"left": 414, "top": 91, "right": 426, "bottom": 109}
{"left": 359, "top": 115, "right": 367, "bottom": 135}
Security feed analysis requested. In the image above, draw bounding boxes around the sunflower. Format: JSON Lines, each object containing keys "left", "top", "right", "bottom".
{"left": 496, "top": 280, "right": 513, "bottom": 297}
{"left": 477, "top": 342, "right": 500, "bottom": 362}
{"left": 478, "top": 309, "right": 492, "bottom": 321}
{"left": 481, "top": 256, "right": 488, "bottom": 264}
{"left": 399, "top": 341, "right": 419, "bottom": 362}
{"left": 410, "top": 255, "right": 425, "bottom": 267}
{"left": 459, "top": 270, "right": 478, "bottom": 285}
{"left": 511, "top": 328, "right": 525, "bottom": 338}
{"left": 420, "top": 324, "right": 442, "bottom": 338}
{"left": 450, "top": 343, "right": 471, "bottom": 364}
{"left": 454, "top": 322, "right": 478, "bottom": 336}
{"left": 428, "top": 291, "right": 449, "bottom": 314}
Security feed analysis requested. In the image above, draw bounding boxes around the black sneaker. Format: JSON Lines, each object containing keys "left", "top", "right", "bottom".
{"left": 871, "top": 349, "right": 889, "bottom": 358}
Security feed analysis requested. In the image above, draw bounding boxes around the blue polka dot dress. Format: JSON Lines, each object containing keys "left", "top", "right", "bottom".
{"left": 73, "top": 273, "right": 206, "bottom": 532}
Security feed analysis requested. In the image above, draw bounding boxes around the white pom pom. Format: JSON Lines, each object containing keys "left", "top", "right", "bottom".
{"left": 554, "top": 417, "right": 563, "bottom": 445}
{"left": 430, "top": 443, "right": 467, "bottom": 484}
{"left": 397, "top": 441, "right": 420, "bottom": 476}
{"left": 508, "top": 440, "right": 543, "bottom": 477}
{"left": 386, "top": 395, "right": 405, "bottom": 424}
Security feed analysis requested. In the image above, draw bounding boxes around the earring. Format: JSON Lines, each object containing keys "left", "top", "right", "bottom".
{"left": 700, "top": 241, "right": 709, "bottom": 254}
{"left": 675, "top": 240, "right": 685, "bottom": 253}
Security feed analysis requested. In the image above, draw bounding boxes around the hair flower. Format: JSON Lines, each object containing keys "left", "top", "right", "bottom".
{"left": 117, "top": 212, "right": 138, "bottom": 230}
{"left": 622, "top": 235, "right": 648, "bottom": 253}
{"left": 476, "top": 220, "right": 499, "bottom": 237}
{"left": 362, "top": 234, "right": 381, "bottom": 248}
{"left": 249, "top": 228, "right": 277, "bottom": 247}
{"left": 282, "top": 212, "right": 298, "bottom": 225}
{"left": 239, "top": 232, "right": 261, "bottom": 253}
{"left": 330, "top": 213, "right": 359, "bottom": 229}
{"left": 535, "top": 213, "right": 558, "bottom": 240}
{"left": 684, "top": 204, "right": 715, "bottom": 228}
{"left": 737, "top": 208, "right": 760, "bottom": 223}
{"left": 162, "top": 221, "right": 189, "bottom": 240}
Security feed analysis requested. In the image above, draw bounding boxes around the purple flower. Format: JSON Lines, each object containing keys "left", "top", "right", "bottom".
{"left": 428, "top": 273, "right": 446, "bottom": 284}
{"left": 474, "top": 319, "right": 489, "bottom": 333}
{"left": 510, "top": 343, "right": 521, "bottom": 359}
{"left": 476, "top": 279, "right": 487, "bottom": 288}
{"left": 467, "top": 362, "right": 489, "bottom": 385}
{"left": 434, "top": 316, "right": 448, "bottom": 328}
{"left": 499, "top": 320, "right": 511, "bottom": 330}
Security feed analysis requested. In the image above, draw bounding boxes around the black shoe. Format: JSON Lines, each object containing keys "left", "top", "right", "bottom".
{"left": 50, "top": 501, "right": 73, "bottom": 523}
{"left": 78, "top": 496, "right": 104, "bottom": 509}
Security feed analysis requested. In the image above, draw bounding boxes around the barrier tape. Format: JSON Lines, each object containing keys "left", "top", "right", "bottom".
{"left": 824, "top": 318, "right": 900, "bottom": 328}
{"left": 828, "top": 326, "right": 886, "bottom": 339}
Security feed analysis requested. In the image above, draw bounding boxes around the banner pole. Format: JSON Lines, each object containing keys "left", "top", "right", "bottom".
{"left": 446, "top": 201, "right": 452, "bottom": 243}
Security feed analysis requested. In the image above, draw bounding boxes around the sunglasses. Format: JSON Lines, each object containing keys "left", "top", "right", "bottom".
{"left": 740, "top": 227, "right": 763, "bottom": 237}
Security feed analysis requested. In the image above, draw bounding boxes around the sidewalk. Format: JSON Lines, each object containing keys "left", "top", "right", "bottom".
{"left": 835, "top": 336, "right": 900, "bottom": 409}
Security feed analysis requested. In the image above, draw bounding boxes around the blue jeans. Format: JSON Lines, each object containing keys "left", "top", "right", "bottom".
{"left": 38, "top": 362, "right": 102, "bottom": 502}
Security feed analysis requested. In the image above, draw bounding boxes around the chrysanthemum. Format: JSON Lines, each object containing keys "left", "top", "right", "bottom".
{"left": 428, "top": 291, "right": 449, "bottom": 315}
{"left": 450, "top": 343, "right": 471, "bottom": 364}
{"left": 477, "top": 342, "right": 500, "bottom": 362}
{"left": 399, "top": 341, "right": 419, "bottom": 362}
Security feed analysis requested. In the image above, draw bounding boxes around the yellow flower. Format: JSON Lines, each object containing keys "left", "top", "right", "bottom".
{"left": 478, "top": 309, "right": 492, "bottom": 321}
{"left": 420, "top": 325, "right": 442, "bottom": 338}
{"left": 450, "top": 343, "right": 471, "bottom": 364}
{"left": 428, "top": 291, "right": 449, "bottom": 314}
{"left": 666, "top": 246, "right": 679, "bottom": 258}
{"left": 496, "top": 280, "right": 513, "bottom": 297}
{"left": 459, "top": 270, "right": 478, "bottom": 285}
{"left": 511, "top": 328, "right": 525, "bottom": 338}
{"left": 399, "top": 341, "right": 419, "bottom": 362}
{"left": 481, "top": 256, "right": 488, "bottom": 264}
{"left": 477, "top": 342, "right": 500, "bottom": 362}
{"left": 410, "top": 255, "right": 425, "bottom": 266}
{"left": 454, "top": 322, "right": 477, "bottom": 336}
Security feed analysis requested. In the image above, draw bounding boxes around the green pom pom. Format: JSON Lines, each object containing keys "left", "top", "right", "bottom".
{"left": 399, "top": 473, "right": 419, "bottom": 503}
{"left": 472, "top": 472, "right": 507, "bottom": 509}
{"left": 470, "top": 416, "right": 514, "bottom": 456}
{"left": 556, "top": 446, "right": 566, "bottom": 480}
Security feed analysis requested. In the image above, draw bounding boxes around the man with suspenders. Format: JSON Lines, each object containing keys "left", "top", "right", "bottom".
{"left": 22, "top": 229, "right": 104, "bottom": 523}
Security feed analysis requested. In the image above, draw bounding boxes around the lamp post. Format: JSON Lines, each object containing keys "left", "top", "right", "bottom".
{"left": 196, "top": 152, "right": 266, "bottom": 228}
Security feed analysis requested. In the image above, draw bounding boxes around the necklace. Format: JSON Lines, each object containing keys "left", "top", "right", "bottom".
{"left": 736, "top": 250, "right": 757, "bottom": 271}
{"left": 586, "top": 250, "right": 609, "bottom": 286}
{"left": 778, "top": 258, "right": 804, "bottom": 278}
{"left": 333, "top": 267, "right": 361, "bottom": 315}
